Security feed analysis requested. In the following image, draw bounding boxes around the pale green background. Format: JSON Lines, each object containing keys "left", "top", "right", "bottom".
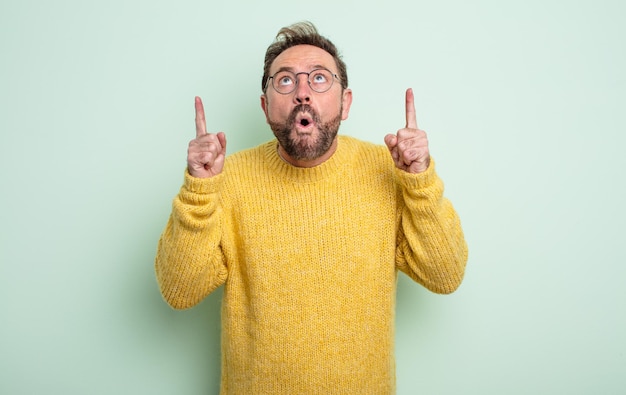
{"left": 1, "top": 0, "right": 624, "bottom": 394}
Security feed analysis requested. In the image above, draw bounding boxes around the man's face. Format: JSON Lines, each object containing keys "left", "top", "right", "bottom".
{"left": 261, "top": 45, "right": 352, "bottom": 164}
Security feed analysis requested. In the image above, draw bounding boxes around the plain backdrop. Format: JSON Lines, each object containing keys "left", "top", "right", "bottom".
{"left": 1, "top": 0, "right": 624, "bottom": 394}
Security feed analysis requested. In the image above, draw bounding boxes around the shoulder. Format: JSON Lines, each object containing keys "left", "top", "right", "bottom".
{"left": 338, "top": 135, "right": 390, "bottom": 164}
{"left": 223, "top": 141, "right": 272, "bottom": 170}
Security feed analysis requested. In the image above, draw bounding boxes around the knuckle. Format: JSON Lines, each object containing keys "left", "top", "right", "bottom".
{"left": 200, "top": 152, "right": 214, "bottom": 165}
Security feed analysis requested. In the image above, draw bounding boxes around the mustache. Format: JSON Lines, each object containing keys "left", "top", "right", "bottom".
{"left": 287, "top": 104, "right": 320, "bottom": 125}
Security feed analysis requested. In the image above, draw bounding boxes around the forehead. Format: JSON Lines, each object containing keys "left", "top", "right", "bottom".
{"left": 270, "top": 44, "right": 336, "bottom": 73}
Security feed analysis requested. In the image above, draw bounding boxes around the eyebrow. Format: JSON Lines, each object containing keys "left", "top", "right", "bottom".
{"left": 272, "top": 64, "right": 332, "bottom": 74}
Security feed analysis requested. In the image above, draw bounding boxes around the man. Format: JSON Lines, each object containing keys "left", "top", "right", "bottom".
{"left": 156, "top": 21, "right": 467, "bottom": 394}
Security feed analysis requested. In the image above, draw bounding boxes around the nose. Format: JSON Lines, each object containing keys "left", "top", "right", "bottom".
{"left": 293, "top": 74, "right": 311, "bottom": 104}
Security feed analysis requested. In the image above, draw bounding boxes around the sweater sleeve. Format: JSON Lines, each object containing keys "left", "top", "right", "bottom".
{"left": 155, "top": 170, "right": 228, "bottom": 309}
{"left": 394, "top": 160, "right": 468, "bottom": 294}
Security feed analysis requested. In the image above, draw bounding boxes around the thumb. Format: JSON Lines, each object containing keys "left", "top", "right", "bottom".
{"left": 217, "top": 132, "right": 227, "bottom": 156}
{"left": 384, "top": 133, "right": 397, "bottom": 150}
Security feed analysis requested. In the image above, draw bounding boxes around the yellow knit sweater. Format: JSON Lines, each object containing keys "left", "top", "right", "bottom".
{"left": 155, "top": 135, "right": 467, "bottom": 394}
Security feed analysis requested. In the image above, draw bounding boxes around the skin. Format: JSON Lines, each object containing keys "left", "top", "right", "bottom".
{"left": 187, "top": 97, "right": 227, "bottom": 178}
{"left": 384, "top": 87, "right": 431, "bottom": 174}
{"left": 260, "top": 45, "right": 352, "bottom": 167}
{"left": 187, "top": 44, "right": 430, "bottom": 177}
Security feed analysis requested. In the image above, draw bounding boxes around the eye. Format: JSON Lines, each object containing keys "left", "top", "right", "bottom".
{"left": 276, "top": 73, "right": 294, "bottom": 86}
{"left": 311, "top": 71, "right": 328, "bottom": 84}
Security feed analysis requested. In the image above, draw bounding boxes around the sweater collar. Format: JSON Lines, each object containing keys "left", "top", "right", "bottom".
{"left": 264, "top": 136, "right": 352, "bottom": 183}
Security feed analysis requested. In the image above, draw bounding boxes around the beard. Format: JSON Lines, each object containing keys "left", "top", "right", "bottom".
{"left": 268, "top": 104, "right": 342, "bottom": 161}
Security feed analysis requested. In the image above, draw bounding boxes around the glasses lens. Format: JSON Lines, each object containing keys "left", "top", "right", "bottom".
{"left": 272, "top": 71, "right": 296, "bottom": 94}
{"left": 309, "top": 69, "right": 333, "bottom": 93}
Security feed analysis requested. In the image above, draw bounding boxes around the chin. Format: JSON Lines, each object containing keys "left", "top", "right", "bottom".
{"left": 270, "top": 109, "right": 342, "bottom": 161}
{"left": 287, "top": 131, "right": 336, "bottom": 160}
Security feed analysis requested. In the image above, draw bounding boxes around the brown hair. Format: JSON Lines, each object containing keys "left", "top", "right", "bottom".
{"left": 261, "top": 21, "right": 348, "bottom": 92}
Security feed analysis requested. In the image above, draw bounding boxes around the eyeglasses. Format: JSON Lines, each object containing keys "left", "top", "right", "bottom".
{"left": 266, "top": 68, "right": 339, "bottom": 94}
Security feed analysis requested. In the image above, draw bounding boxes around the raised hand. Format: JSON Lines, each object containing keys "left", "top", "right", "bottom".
{"left": 187, "top": 96, "right": 227, "bottom": 178}
{"left": 384, "top": 88, "right": 430, "bottom": 174}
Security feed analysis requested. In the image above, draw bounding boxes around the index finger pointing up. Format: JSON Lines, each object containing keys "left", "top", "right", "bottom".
{"left": 405, "top": 88, "right": 418, "bottom": 129}
{"left": 195, "top": 96, "right": 207, "bottom": 138}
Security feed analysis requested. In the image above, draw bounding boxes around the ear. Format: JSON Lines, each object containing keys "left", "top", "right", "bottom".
{"left": 341, "top": 88, "right": 353, "bottom": 120}
{"left": 260, "top": 94, "right": 270, "bottom": 123}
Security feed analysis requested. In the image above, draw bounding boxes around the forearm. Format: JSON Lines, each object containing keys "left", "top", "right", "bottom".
{"left": 155, "top": 171, "right": 228, "bottom": 309}
{"left": 395, "top": 161, "right": 468, "bottom": 294}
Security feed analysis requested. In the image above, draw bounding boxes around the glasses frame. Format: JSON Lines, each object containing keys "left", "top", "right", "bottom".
{"left": 266, "top": 68, "right": 340, "bottom": 95}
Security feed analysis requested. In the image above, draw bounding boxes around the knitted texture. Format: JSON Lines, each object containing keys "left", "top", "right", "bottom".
{"left": 155, "top": 135, "right": 467, "bottom": 394}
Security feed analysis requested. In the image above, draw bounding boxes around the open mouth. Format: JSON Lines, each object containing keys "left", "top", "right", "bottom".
{"left": 295, "top": 113, "right": 314, "bottom": 129}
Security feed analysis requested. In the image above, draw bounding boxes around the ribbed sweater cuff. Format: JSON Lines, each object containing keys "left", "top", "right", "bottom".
{"left": 183, "top": 169, "right": 223, "bottom": 194}
{"left": 393, "top": 158, "right": 438, "bottom": 191}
